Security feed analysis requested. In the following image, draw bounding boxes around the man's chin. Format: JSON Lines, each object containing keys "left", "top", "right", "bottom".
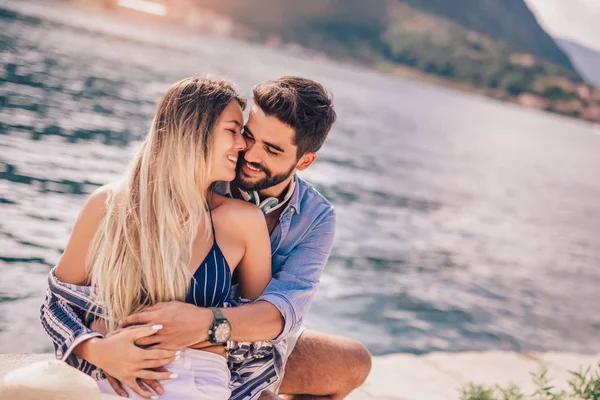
{"left": 235, "top": 176, "right": 262, "bottom": 191}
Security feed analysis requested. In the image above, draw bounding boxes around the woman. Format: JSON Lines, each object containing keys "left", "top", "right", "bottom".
{"left": 53, "top": 77, "right": 272, "bottom": 399}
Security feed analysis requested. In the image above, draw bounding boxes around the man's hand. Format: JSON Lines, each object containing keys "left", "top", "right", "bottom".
{"left": 119, "top": 301, "right": 214, "bottom": 350}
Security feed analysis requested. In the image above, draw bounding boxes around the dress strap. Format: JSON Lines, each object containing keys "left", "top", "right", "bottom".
{"left": 208, "top": 206, "right": 217, "bottom": 244}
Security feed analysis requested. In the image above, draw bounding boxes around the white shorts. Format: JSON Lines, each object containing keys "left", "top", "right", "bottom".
{"left": 272, "top": 326, "right": 306, "bottom": 394}
{"left": 284, "top": 327, "right": 306, "bottom": 363}
{"left": 97, "top": 349, "right": 231, "bottom": 400}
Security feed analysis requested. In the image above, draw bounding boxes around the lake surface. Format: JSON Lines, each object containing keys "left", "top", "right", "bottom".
{"left": 1, "top": 0, "right": 599, "bottom": 356}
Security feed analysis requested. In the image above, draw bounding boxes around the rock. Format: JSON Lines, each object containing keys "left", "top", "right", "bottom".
{"left": 0, "top": 357, "right": 120, "bottom": 399}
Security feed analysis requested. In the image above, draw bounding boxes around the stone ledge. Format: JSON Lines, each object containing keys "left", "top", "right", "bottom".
{"left": 1, "top": 352, "right": 598, "bottom": 399}
{"left": 346, "top": 351, "right": 600, "bottom": 400}
{"left": 0, "top": 353, "right": 55, "bottom": 377}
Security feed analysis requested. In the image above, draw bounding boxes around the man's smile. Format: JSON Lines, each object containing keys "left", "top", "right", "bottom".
{"left": 242, "top": 162, "right": 263, "bottom": 175}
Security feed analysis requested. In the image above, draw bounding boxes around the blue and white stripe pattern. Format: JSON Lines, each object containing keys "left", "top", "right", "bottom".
{"left": 185, "top": 238, "right": 232, "bottom": 308}
{"left": 40, "top": 270, "right": 106, "bottom": 380}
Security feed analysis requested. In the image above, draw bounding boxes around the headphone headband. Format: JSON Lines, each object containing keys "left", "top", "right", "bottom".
{"left": 239, "top": 178, "right": 296, "bottom": 215}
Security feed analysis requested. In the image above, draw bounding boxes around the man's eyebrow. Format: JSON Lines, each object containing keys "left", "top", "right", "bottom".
{"left": 244, "top": 126, "right": 284, "bottom": 153}
{"left": 264, "top": 141, "right": 284, "bottom": 153}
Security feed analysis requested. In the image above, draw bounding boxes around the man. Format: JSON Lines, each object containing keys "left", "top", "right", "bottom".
{"left": 41, "top": 76, "right": 372, "bottom": 399}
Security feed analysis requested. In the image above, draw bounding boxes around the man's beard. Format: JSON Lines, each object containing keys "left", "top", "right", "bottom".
{"left": 235, "top": 156, "right": 296, "bottom": 191}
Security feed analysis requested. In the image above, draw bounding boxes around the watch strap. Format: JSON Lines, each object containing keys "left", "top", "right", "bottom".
{"left": 209, "top": 307, "right": 226, "bottom": 321}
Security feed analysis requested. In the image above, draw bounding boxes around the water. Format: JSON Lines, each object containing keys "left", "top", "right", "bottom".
{"left": 1, "top": 0, "right": 599, "bottom": 356}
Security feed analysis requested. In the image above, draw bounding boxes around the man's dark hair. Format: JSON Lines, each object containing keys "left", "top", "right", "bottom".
{"left": 252, "top": 76, "right": 336, "bottom": 158}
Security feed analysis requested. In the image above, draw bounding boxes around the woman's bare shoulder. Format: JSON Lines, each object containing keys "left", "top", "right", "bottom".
{"left": 86, "top": 184, "right": 112, "bottom": 211}
{"left": 210, "top": 194, "right": 265, "bottom": 231}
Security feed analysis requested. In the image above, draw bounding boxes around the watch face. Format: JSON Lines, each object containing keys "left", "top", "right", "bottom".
{"left": 214, "top": 320, "right": 231, "bottom": 343}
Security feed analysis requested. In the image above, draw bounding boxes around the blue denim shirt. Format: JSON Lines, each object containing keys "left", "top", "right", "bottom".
{"left": 224, "top": 176, "right": 336, "bottom": 340}
{"left": 40, "top": 175, "right": 336, "bottom": 399}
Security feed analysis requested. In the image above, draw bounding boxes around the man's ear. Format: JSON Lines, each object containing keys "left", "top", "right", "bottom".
{"left": 295, "top": 152, "right": 317, "bottom": 171}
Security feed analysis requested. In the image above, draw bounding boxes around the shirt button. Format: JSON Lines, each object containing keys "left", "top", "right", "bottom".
{"left": 56, "top": 349, "right": 63, "bottom": 358}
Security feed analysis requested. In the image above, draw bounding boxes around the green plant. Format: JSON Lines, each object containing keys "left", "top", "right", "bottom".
{"left": 459, "top": 383, "right": 497, "bottom": 400}
{"left": 459, "top": 362, "right": 600, "bottom": 400}
{"left": 458, "top": 382, "right": 524, "bottom": 400}
{"left": 530, "top": 365, "right": 566, "bottom": 400}
{"left": 568, "top": 364, "right": 600, "bottom": 400}
{"left": 497, "top": 383, "right": 526, "bottom": 400}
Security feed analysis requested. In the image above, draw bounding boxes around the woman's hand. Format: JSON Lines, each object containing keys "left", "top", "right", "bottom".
{"left": 85, "top": 324, "right": 180, "bottom": 399}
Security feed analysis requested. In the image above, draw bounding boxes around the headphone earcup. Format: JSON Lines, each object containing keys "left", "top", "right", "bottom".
{"left": 259, "top": 197, "right": 280, "bottom": 215}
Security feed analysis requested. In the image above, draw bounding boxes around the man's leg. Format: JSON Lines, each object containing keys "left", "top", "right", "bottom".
{"left": 272, "top": 329, "right": 372, "bottom": 400}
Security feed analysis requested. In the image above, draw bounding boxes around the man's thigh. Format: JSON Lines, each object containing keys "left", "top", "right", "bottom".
{"left": 277, "top": 329, "right": 371, "bottom": 397}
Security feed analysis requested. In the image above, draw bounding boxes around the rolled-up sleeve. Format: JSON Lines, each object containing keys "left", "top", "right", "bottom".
{"left": 39, "top": 268, "right": 103, "bottom": 363}
{"left": 257, "top": 208, "right": 336, "bottom": 342}
{"left": 40, "top": 288, "right": 103, "bottom": 361}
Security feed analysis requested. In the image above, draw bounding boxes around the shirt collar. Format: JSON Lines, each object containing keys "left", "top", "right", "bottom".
{"left": 287, "top": 176, "right": 301, "bottom": 215}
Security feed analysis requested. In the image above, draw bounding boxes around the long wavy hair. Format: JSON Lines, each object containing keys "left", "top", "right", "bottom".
{"left": 86, "top": 77, "right": 246, "bottom": 329}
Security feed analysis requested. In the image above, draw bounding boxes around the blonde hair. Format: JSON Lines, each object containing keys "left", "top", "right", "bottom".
{"left": 86, "top": 77, "right": 246, "bottom": 329}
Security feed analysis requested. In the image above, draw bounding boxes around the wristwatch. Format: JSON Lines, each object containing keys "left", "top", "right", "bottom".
{"left": 208, "top": 307, "right": 231, "bottom": 345}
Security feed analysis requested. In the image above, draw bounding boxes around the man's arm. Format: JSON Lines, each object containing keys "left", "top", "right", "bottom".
{"left": 224, "top": 207, "right": 337, "bottom": 342}
{"left": 222, "top": 300, "right": 284, "bottom": 342}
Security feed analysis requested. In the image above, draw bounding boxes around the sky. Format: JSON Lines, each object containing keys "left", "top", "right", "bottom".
{"left": 525, "top": 0, "right": 600, "bottom": 51}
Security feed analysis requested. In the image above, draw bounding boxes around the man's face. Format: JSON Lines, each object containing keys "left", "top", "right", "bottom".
{"left": 235, "top": 106, "right": 299, "bottom": 191}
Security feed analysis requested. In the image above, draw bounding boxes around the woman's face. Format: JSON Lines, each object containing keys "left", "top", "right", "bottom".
{"left": 209, "top": 101, "right": 246, "bottom": 183}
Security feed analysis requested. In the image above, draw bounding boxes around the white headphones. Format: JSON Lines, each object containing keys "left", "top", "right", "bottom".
{"left": 238, "top": 178, "right": 296, "bottom": 215}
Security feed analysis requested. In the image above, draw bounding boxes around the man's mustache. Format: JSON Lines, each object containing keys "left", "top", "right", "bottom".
{"left": 237, "top": 156, "right": 269, "bottom": 176}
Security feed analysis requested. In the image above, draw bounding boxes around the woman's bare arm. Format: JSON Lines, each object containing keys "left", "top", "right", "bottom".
{"left": 55, "top": 186, "right": 109, "bottom": 284}
{"left": 230, "top": 203, "right": 272, "bottom": 300}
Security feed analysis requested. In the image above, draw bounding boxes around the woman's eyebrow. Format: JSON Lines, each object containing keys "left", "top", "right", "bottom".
{"left": 226, "top": 119, "right": 242, "bottom": 126}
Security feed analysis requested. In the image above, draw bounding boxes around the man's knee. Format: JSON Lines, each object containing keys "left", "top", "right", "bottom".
{"left": 279, "top": 330, "right": 371, "bottom": 397}
{"left": 345, "top": 339, "right": 372, "bottom": 388}
{"left": 258, "top": 390, "right": 280, "bottom": 399}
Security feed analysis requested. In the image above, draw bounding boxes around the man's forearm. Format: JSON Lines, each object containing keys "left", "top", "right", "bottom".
{"left": 222, "top": 301, "right": 284, "bottom": 342}
{"left": 118, "top": 301, "right": 283, "bottom": 347}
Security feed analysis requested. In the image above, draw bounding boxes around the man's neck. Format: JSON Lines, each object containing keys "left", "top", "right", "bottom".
{"left": 258, "top": 176, "right": 295, "bottom": 202}
{"left": 231, "top": 175, "right": 294, "bottom": 203}
{"left": 230, "top": 177, "right": 294, "bottom": 234}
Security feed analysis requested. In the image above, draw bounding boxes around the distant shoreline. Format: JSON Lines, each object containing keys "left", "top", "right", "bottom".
{"left": 4, "top": 0, "right": 599, "bottom": 126}
{"left": 380, "top": 62, "right": 600, "bottom": 125}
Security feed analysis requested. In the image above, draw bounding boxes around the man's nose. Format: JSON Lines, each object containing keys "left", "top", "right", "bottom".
{"left": 234, "top": 131, "right": 246, "bottom": 151}
{"left": 243, "top": 141, "right": 261, "bottom": 164}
